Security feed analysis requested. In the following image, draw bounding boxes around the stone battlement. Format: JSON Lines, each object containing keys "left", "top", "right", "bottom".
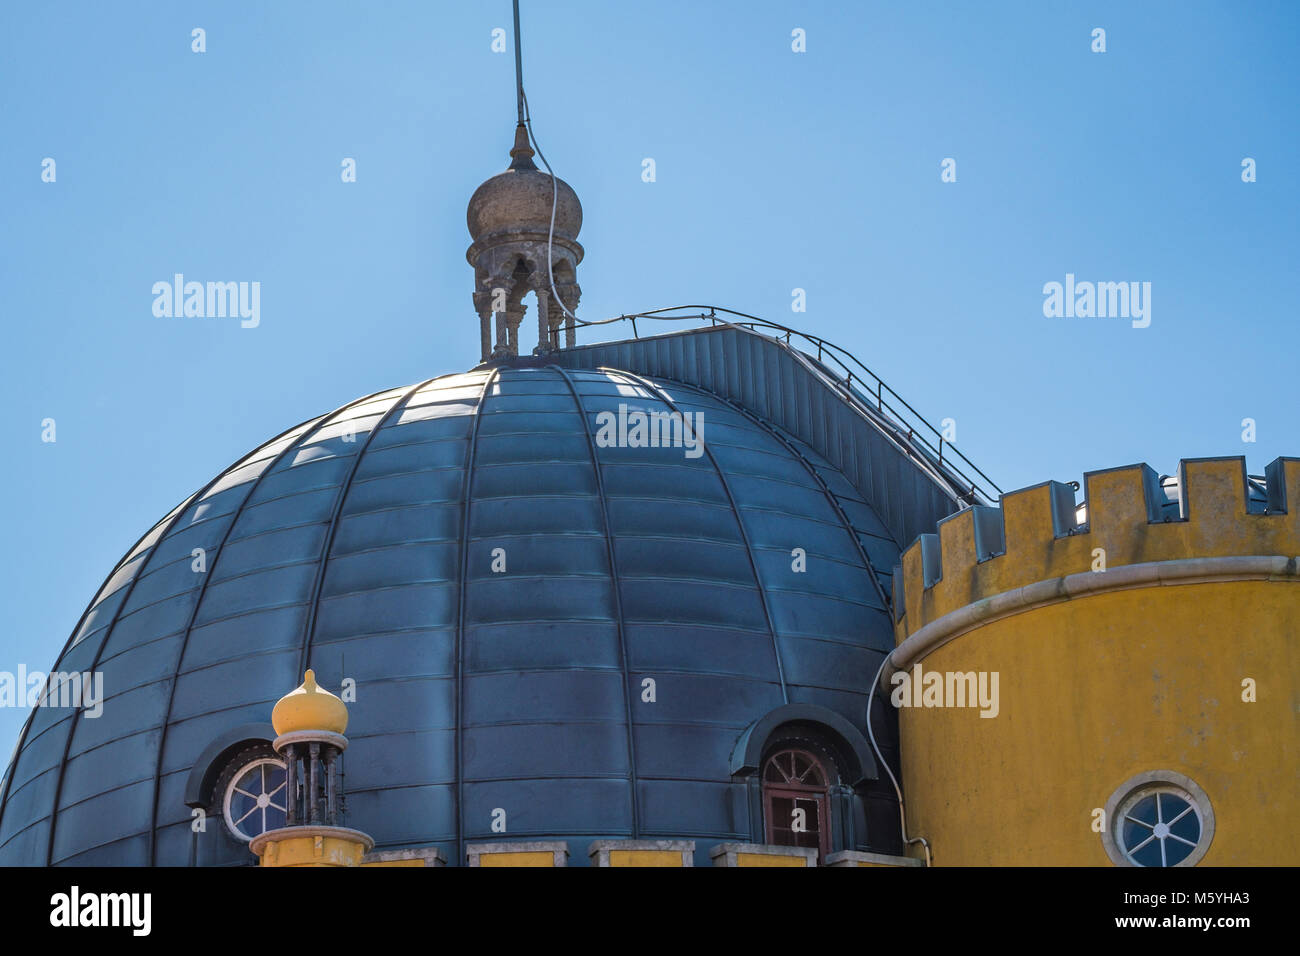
{"left": 892, "top": 456, "right": 1300, "bottom": 638}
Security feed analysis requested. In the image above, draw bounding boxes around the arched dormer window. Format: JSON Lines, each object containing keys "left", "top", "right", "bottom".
{"left": 730, "top": 703, "right": 882, "bottom": 860}
{"left": 762, "top": 747, "right": 833, "bottom": 859}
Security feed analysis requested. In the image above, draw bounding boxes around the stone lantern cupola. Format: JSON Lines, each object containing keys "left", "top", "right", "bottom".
{"left": 466, "top": 123, "right": 584, "bottom": 361}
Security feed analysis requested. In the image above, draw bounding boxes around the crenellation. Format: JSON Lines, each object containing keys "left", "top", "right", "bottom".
{"left": 919, "top": 533, "right": 942, "bottom": 589}
{"left": 1000, "top": 480, "right": 1077, "bottom": 557}
{"left": 894, "top": 456, "right": 1300, "bottom": 639}
{"left": 1080, "top": 465, "right": 1163, "bottom": 545}
{"left": 970, "top": 505, "right": 1005, "bottom": 561}
{"left": 900, "top": 538, "right": 927, "bottom": 626}
{"left": 1180, "top": 457, "right": 1249, "bottom": 524}
{"left": 1264, "top": 456, "right": 1300, "bottom": 514}
{"left": 1081, "top": 463, "right": 1165, "bottom": 530}
{"left": 934, "top": 509, "right": 974, "bottom": 587}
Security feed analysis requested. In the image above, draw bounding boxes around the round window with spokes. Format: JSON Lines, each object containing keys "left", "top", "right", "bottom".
{"left": 1102, "top": 771, "right": 1215, "bottom": 867}
{"left": 1118, "top": 788, "right": 1202, "bottom": 866}
{"left": 221, "top": 756, "right": 289, "bottom": 842}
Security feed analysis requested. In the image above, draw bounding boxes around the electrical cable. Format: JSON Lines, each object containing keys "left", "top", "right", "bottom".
{"left": 521, "top": 89, "right": 577, "bottom": 325}
{"left": 515, "top": 96, "right": 950, "bottom": 848}
{"left": 513, "top": 4, "right": 944, "bottom": 861}
{"left": 511, "top": 0, "right": 576, "bottom": 344}
{"left": 865, "top": 652, "right": 933, "bottom": 866}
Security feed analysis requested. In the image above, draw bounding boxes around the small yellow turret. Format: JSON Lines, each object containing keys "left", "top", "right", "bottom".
{"left": 253, "top": 669, "right": 371, "bottom": 867}
{"left": 271, "top": 669, "right": 348, "bottom": 736}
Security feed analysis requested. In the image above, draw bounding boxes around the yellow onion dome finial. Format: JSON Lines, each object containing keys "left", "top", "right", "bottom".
{"left": 272, "top": 669, "right": 348, "bottom": 736}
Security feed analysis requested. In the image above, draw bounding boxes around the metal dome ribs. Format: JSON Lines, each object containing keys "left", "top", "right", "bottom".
{"left": 0, "top": 367, "right": 901, "bottom": 865}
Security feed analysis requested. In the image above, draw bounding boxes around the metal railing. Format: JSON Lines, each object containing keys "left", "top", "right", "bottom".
{"left": 569, "top": 305, "right": 1003, "bottom": 504}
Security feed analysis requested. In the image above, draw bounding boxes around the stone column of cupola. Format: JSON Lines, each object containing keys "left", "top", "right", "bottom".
{"left": 505, "top": 306, "right": 525, "bottom": 356}
{"left": 535, "top": 288, "right": 552, "bottom": 352}
{"left": 248, "top": 670, "right": 374, "bottom": 867}
{"left": 557, "top": 283, "right": 580, "bottom": 349}
{"left": 473, "top": 290, "right": 494, "bottom": 362}
{"left": 493, "top": 309, "right": 510, "bottom": 358}
{"left": 478, "top": 311, "right": 493, "bottom": 362}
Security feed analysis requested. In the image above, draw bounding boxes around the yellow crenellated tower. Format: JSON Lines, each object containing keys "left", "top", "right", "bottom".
{"left": 249, "top": 670, "right": 374, "bottom": 867}
{"left": 886, "top": 456, "right": 1300, "bottom": 866}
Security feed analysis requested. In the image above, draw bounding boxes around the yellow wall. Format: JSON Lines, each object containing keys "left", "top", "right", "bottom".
{"left": 608, "top": 850, "right": 684, "bottom": 866}
{"left": 258, "top": 833, "right": 370, "bottom": 867}
{"left": 361, "top": 859, "right": 425, "bottom": 867}
{"left": 897, "top": 580, "right": 1298, "bottom": 865}
{"left": 892, "top": 457, "right": 1300, "bottom": 866}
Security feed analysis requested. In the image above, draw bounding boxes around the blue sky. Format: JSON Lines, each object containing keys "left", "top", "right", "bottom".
{"left": 1, "top": 0, "right": 1296, "bottom": 749}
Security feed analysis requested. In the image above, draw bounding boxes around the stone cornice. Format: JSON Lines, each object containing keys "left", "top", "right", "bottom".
{"left": 884, "top": 554, "right": 1298, "bottom": 685}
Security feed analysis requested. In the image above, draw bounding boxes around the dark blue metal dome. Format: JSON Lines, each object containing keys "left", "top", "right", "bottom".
{"left": 0, "top": 363, "right": 908, "bottom": 866}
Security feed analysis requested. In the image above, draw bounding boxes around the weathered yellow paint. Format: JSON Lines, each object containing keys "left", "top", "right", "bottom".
{"left": 258, "top": 832, "right": 370, "bottom": 867}
{"left": 360, "top": 859, "right": 426, "bottom": 867}
{"left": 478, "top": 851, "right": 556, "bottom": 867}
{"left": 736, "top": 853, "right": 809, "bottom": 867}
{"left": 608, "top": 850, "right": 684, "bottom": 866}
{"left": 898, "top": 581, "right": 1298, "bottom": 865}
{"left": 891, "top": 458, "right": 1300, "bottom": 866}
{"left": 898, "top": 458, "right": 1300, "bottom": 635}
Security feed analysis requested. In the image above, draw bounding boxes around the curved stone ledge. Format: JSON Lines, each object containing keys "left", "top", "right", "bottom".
{"left": 885, "top": 554, "right": 1297, "bottom": 684}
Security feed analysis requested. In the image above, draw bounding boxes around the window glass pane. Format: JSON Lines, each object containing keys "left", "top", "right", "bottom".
{"left": 1128, "top": 795, "right": 1158, "bottom": 826}
{"left": 1169, "top": 810, "right": 1200, "bottom": 843}
{"left": 1122, "top": 817, "right": 1152, "bottom": 851}
{"left": 1131, "top": 840, "right": 1163, "bottom": 867}
{"left": 1114, "top": 781, "right": 1210, "bottom": 867}
{"left": 225, "top": 759, "right": 288, "bottom": 840}
{"left": 793, "top": 797, "right": 820, "bottom": 849}
{"left": 228, "top": 790, "right": 257, "bottom": 825}
{"left": 1159, "top": 794, "right": 1190, "bottom": 824}
{"left": 770, "top": 797, "right": 795, "bottom": 845}
{"left": 1164, "top": 838, "right": 1194, "bottom": 866}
